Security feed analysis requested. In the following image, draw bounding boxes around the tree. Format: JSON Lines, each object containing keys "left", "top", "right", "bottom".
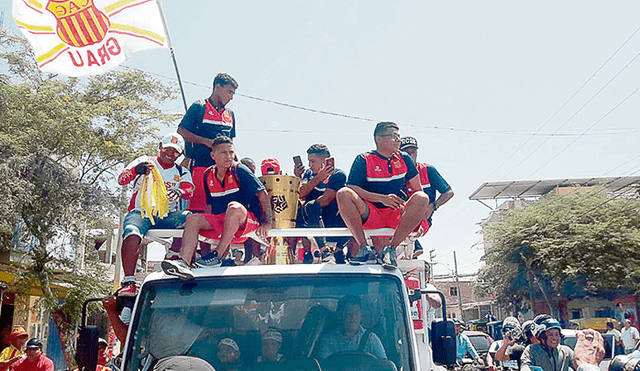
{"left": 476, "top": 187, "right": 640, "bottom": 317}
{"left": 0, "top": 28, "right": 178, "bottom": 368}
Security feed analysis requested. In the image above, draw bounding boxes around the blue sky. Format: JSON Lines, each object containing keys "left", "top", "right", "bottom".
{"left": 3, "top": 1, "right": 640, "bottom": 275}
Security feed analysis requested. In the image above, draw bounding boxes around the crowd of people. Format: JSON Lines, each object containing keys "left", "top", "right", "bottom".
{"left": 453, "top": 314, "right": 626, "bottom": 371}
{"left": 0, "top": 327, "right": 55, "bottom": 371}
{"left": 114, "top": 72, "right": 454, "bottom": 290}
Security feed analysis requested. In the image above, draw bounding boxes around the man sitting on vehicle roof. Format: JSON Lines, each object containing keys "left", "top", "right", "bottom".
{"left": 161, "top": 136, "right": 274, "bottom": 279}
{"left": 336, "top": 122, "right": 433, "bottom": 267}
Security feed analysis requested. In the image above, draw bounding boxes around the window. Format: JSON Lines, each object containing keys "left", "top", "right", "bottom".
{"left": 450, "top": 287, "right": 458, "bottom": 296}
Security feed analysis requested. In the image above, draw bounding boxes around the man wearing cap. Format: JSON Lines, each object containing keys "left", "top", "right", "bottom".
{"left": 117, "top": 133, "right": 194, "bottom": 296}
{"left": 0, "top": 327, "right": 28, "bottom": 370}
{"left": 258, "top": 328, "right": 285, "bottom": 362}
{"left": 162, "top": 136, "right": 274, "bottom": 278}
{"left": 293, "top": 144, "right": 347, "bottom": 264}
{"left": 399, "top": 136, "right": 453, "bottom": 258}
{"left": 216, "top": 338, "right": 242, "bottom": 371}
{"left": 337, "top": 122, "right": 433, "bottom": 266}
{"left": 11, "top": 338, "right": 53, "bottom": 371}
{"left": 454, "top": 320, "right": 483, "bottom": 365}
{"left": 178, "top": 73, "right": 238, "bottom": 213}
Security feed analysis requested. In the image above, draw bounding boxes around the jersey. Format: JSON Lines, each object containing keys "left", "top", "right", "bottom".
{"left": 204, "top": 163, "right": 265, "bottom": 217}
{"left": 346, "top": 151, "right": 418, "bottom": 209}
{"left": 120, "top": 156, "right": 193, "bottom": 213}
{"left": 179, "top": 98, "right": 236, "bottom": 168}
{"left": 301, "top": 168, "right": 346, "bottom": 227}
{"left": 409, "top": 163, "right": 451, "bottom": 203}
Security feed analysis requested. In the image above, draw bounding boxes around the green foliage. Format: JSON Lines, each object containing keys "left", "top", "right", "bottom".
{"left": 477, "top": 188, "right": 640, "bottom": 311}
{"left": 0, "top": 26, "right": 178, "bottom": 352}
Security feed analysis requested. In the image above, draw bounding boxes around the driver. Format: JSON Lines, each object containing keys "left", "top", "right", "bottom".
{"left": 316, "top": 295, "right": 386, "bottom": 359}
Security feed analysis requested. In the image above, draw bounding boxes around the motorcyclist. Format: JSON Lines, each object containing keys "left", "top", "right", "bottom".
{"left": 487, "top": 317, "right": 521, "bottom": 371}
{"left": 521, "top": 317, "right": 574, "bottom": 371}
{"left": 454, "top": 319, "right": 484, "bottom": 366}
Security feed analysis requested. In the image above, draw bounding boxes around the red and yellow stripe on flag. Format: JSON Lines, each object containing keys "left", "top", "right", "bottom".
{"left": 13, "top": 0, "right": 168, "bottom": 76}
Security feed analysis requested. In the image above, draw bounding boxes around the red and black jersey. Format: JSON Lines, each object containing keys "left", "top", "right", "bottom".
{"left": 203, "top": 163, "right": 265, "bottom": 215}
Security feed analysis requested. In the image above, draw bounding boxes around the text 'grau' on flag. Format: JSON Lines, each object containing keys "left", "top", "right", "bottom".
{"left": 12, "top": 0, "right": 168, "bottom": 77}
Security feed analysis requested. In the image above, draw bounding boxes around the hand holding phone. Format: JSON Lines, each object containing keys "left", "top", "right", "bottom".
{"left": 324, "top": 157, "right": 335, "bottom": 171}
{"left": 293, "top": 155, "right": 305, "bottom": 178}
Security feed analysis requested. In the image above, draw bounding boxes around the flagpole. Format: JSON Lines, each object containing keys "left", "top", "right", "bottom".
{"left": 155, "top": 0, "right": 188, "bottom": 112}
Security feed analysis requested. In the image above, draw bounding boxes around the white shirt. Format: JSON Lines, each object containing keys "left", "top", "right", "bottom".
{"left": 606, "top": 328, "right": 622, "bottom": 342}
{"left": 621, "top": 326, "right": 639, "bottom": 349}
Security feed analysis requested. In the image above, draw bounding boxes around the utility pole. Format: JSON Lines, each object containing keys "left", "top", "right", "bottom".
{"left": 454, "top": 251, "right": 464, "bottom": 321}
{"left": 428, "top": 249, "right": 436, "bottom": 282}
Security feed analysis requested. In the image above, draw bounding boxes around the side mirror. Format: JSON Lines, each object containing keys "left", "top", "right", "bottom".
{"left": 76, "top": 298, "right": 102, "bottom": 371}
{"left": 416, "top": 290, "right": 456, "bottom": 368}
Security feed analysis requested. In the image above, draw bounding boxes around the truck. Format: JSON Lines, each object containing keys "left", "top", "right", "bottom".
{"left": 78, "top": 262, "right": 455, "bottom": 371}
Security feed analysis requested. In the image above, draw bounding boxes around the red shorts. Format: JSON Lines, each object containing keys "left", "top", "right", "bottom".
{"left": 199, "top": 211, "right": 260, "bottom": 244}
{"left": 188, "top": 166, "right": 208, "bottom": 212}
{"left": 363, "top": 201, "right": 430, "bottom": 236}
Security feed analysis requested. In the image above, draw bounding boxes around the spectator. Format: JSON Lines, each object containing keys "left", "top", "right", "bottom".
{"left": 261, "top": 158, "right": 282, "bottom": 176}
{"left": 622, "top": 319, "right": 640, "bottom": 354}
{"left": 607, "top": 321, "right": 624, "bottom": 355}
{"left": 0, "top": 327, "right": 28, "bottom": 370}
{"left": 487, "top": 317, "right": 520, "bottom": 371}
{"left": 293, "top": 144, "right": 347, "bottom": 264}
{"left": 162, "top": 136, "right": 274, "bottom": 278}
{"left": 337, "top": 122, "right": 432, "bottom": 266}
{"left": 454, "top": 320, "right": 483, "bottom": 365}
{"left": 399, "top": 136, "right": 453, "bottom": 258}
{"left": 316, "top": 295, "right": 387, "bottom": 359}
{"left": 116, "top": 133, "right": 194, "bottom": 297}
{"left": 11, "top": 338, "right": 54, "bottom": 371}
{"left": 521, "top": 317, "right": 574, "bottom": 371}
{"left": 178, "top": 73, "right": 238, "bottom": 213}
{"left": 216, "top": 338, "right": 242, "bottom": 371}
{"left": 257, "top": 328, "right": 285, "bottom": 362}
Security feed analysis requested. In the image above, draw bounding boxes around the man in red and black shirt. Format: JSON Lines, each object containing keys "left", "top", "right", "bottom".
{"left": 162, "top": 136, "right": 274, "bottom": 280}
{"left": 336, "top": 122, "right": 433, "bottom": 267}
{"left": 178, "top": 73, "right": 238, "bottom": 212}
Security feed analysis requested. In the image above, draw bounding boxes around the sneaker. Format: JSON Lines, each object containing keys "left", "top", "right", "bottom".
{"left": 349, "top": 246, "right": 375, "bottom": 264}
{"left": 320, "top": 249, "right": 334, "bottom": 263}
{"left": 303, "top": 251, "right": 314, "bottom": 264}
{"left": 334, "top": 249, "right": 346, "bottom": 264}
{"left": 161, "top": 259, "right": 195, "bottom": 280}
{"left": 117, "top": 281, "right": 137, "bottom": 298}
{"left": 221, "top": 259, "right": 236, "bottom": 267}
{"left": 194, "top": 251, "right": 221, "bottom": 268}
{"left": 380, "top": 246, "right": 398, "bottom": 267}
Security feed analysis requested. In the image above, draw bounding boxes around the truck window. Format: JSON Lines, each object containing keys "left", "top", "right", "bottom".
{"left": 125, "top": 274, "right": 411, "bottom": 371}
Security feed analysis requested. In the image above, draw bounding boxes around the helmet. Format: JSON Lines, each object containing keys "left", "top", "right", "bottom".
{"left": 533, "top": 314, "right": 552, "bottom": 325}
{"left": 522, "top": 320, "right": 536, "bottom": 337}
{"left": 502, "top": 316, "right": 520, "bottom": 330}
{"left": 537, "top": 318, "right": 562, "bottom": 340}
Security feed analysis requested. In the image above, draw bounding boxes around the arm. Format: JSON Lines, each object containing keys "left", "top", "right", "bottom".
{"left": 117, "top": 157, "right": 150, "bottom": 185}
{"left": 102, "top": 295, "right": 128, "bottom": 345}
{"left": 495, "top": 336, "right": 516, "bottom": 361}
{"left": 434, "top": 189, "right": 454, "bottom": 209}
{"left": 347, "top": 185, "right": 405, "bottom": 209}
{"left": 0, "top": 356, "right": 24, "bottom": 369}
{"left": 255, "top": 190, "right": 274, "bottom": 239}
{"left": 177, "top": 126, "right": 214, "bottom": 149}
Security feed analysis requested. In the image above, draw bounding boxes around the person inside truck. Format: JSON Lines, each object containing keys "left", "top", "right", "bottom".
{"left": 257, "top": 328, "right": 285, "bottom": 362}
{"left": 161, "top": 136, "right": 274, "bottom": 279}
{"left": 336, "top": 122, "right": 433, "bottom": 267}
{"left": 216, "top": 338, "right": 242, "bottom": 371}
{"left": 316, "top": 295, "right": 387, "bottom": 359}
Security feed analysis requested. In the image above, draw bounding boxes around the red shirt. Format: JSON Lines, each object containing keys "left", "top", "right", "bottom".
{"left": 12, "top": 354, "right": 54, "bottom": 371}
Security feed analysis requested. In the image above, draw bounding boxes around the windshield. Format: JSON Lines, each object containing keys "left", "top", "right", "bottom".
{"left": 125, "top": 274, "right": 411, "bottom": 371}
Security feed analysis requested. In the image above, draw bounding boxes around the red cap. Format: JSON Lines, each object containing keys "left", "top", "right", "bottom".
{"left": 261, "top": 158, "right": 281, "bottom": 176}
{"left": 9, "top": 327, "right": 28, "bottom": 340}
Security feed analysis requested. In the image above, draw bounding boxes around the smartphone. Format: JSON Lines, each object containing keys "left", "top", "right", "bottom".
{"left": 325, "top": 157, "right": 335, "bottom": 168}
{"left": 293, "top": 155, "right": 303, "bottom": 168}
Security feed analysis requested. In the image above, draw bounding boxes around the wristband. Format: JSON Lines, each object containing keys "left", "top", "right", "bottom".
{"left": 432, "top": 202, "right": 438, "bottom": 211}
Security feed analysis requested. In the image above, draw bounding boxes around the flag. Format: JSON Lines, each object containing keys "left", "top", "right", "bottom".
{"left": 13, "top": 0, "right": 168, "bottom": 76}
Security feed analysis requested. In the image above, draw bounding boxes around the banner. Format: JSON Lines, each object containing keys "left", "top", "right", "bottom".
{"left": 13, "top": 0, "right": 168, "bottom": 76}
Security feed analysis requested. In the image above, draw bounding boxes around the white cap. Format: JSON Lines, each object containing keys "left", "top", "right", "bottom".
{"left": 161, "top": 133, "right": 185, "bottom": 153}
{"left": 218, "top": 338, "right": 240, "bottom": 352}
{"left": 262, "top": 330, "right": 283, "bottom": 343}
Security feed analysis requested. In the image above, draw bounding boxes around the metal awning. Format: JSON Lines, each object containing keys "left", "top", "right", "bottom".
{"left": 469, "top": 176, "right": 640, "bottom": 200}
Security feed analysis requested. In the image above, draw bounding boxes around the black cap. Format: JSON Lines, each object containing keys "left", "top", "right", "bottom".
{"left": 26, "top": 338, "right": 42, "bottom": 349}
{"left": 400, "top": 136, "right": 418, "bottom": 151}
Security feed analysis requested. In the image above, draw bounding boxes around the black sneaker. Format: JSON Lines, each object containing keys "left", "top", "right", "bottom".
{"left": 380, "top": 246, "right": 398, "bottom": 268}
{"left": 334, "top": 249, "right": 346, "bottom": 264}
{"left": 348, "top": 246, "right": 375, "bottom": 265}
{"left": 303, "top": 251, "right": 314, "bottom": 264}
{"left": 161, "top": 259, "right": 195, "bottom": 280}
{"left": 221, "top": 259, "right": 236, "bottom": 267}
{"left": 194, "top": 251, "right": 221, "bottom": 268}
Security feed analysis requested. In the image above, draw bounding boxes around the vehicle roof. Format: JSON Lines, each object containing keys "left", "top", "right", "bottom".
{"left": 143, "top": 263, "right": 403, "bottom": 285}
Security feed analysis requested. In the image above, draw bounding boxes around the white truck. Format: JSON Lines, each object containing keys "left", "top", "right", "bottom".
{"left": 78, "top": 262, "right": 455, "bottom": 371}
